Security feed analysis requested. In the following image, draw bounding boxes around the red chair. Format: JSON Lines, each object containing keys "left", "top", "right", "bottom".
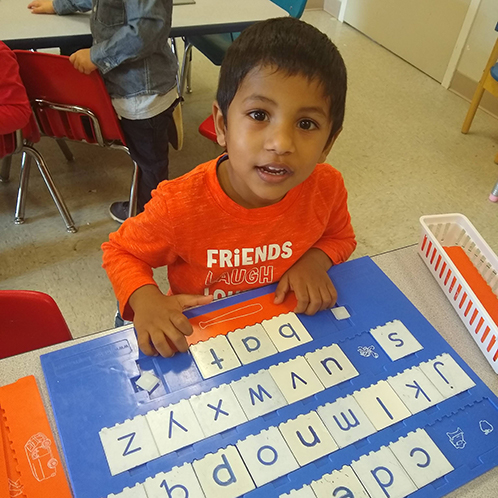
{"left": 0, "top": 114, "right": 76, "bottom": 232}
{"left": 14, "top": 50, "right": 139, "bottom": 224}
{"left": 198, "top": 114, "right": 218, "bottom": 143}
{"left": 0, "top": 290, "right": 72, "bottom": 359}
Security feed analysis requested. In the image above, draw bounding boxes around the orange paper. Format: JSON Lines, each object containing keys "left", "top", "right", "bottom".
{"left": 0, "top": 376, "right": 72, "bottom": 498}
{"left": 188, "top": 291, "right": 297, "bottom": 345}
{"left": 444, "top": 246, "right": 498, "bottom": 326}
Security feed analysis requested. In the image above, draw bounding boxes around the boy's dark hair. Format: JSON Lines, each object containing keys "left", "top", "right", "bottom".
{"left": 217, "top": 17, "right": 347, "bottom": 139}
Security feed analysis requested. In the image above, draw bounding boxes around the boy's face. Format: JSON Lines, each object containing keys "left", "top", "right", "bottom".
{"left": 213, "top": 65, "right": 340, "bottom": 209}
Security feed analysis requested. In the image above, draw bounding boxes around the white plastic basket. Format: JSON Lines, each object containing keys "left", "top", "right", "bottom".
{"left": 419, "top": 213, "right": 498, "bottom": 373}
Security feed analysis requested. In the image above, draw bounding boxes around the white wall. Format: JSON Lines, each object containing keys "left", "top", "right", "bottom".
{"left": 457, "top": 0, "right": 498, "bottom": 80}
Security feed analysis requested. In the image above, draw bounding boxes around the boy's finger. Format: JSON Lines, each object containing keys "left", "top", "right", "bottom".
{"left": 274, "top": 278, "right": 289, "bottom": 304}
{"left": 137, "top": 330, "right": 159, "bottom": 357}
{"left": 176, "top": 293, "right": 213, "bottom": 310}
{"left": 150, "top": 329, "right": 175, "bottom": 358}
{"left": 170, "top": 312, "right": 193, "bottom": 337}
{"left": 303, "top": 285, "right": 322, "bottom": 315}
{"left": 293, "top": 286, "right": 310, "bottom": 314}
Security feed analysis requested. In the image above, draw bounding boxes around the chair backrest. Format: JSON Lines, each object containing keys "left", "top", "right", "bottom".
{"left": 0, "top": 290, "right": 72, "bottom": 359}
{"left": 14, "top": 50, "right": 125, "bottom": 145}
{"left": 272, "top": 0, "right": 307, "bottom": 18}
{"left": 0, "top": 114, "right": 40, "bottom": 159}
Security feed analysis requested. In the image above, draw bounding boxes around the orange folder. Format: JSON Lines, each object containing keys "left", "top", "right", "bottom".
{"left": 0, "top": 375, "right": 72, "bottom": 498}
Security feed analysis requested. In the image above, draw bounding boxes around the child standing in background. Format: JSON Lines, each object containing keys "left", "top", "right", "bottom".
{"left": 102, "top": 17, "right": 356, "bottom": 358}
{"left": 27, "top": 0, "right": 179, "bottom": 223}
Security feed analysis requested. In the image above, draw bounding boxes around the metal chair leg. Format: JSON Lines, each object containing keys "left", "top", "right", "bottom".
{"left": 18, "top": 145, "right": 77, "bottom": 233}
{"left": 56, "top": 138, "right": 74, "bottom": 161}
{"left": 0, "top": 157, "right": 12, "bottom": 182}
{"left": 179, "top": 42, "right": 193, "bottom": 98}
{"left": 14, "top": 150, "right": 32, "bottom": 225}
{"left": 128, "top": 161, "right": 139, "bottom": 219}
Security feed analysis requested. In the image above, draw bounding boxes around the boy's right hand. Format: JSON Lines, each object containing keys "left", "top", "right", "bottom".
{"left": 27, "top": 1, "right": 55, "bottom": 14}
{"left": 129, "top": 285, "right": 213, "bottom": 357}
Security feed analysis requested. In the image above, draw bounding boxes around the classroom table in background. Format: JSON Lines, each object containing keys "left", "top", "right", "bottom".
{"left": 1, "top": 244, "right": 498, "bottom": 497}
{"left": 0, "top": 0, "right": 287, "bottom": 50}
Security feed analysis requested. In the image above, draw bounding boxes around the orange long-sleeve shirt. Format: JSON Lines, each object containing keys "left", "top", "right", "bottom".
{"left": 102, "top": 156, "right": 356, "bottom": 320}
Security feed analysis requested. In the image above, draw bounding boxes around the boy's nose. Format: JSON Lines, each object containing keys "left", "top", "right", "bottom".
{"left": 264, "top": 124, "right": 295, "bottom": 155}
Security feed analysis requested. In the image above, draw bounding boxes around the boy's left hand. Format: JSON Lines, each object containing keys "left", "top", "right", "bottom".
{"left": 274, "top": 248, "right": 337, "bottom": 315}
{"left": 69, "top": 49, "right": 97, "bottom": 74}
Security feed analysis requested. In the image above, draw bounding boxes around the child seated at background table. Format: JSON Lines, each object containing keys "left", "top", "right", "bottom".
{"left": 27, "top": 0, "right": 179, "bottom": 223}
{"left": 102, "top": 17, "right": 357, "bottom": 358}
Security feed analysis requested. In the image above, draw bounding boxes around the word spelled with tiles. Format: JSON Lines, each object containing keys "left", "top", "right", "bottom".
{"left": 103, "top": 315, "right": 474, "bottom": 498}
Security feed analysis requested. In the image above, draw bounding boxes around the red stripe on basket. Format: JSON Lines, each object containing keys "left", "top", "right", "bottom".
{"left": 487, "top": 335, "right": 496, "bottom": 352}
{"left": 426, "top": 241, "right": 433, "bottom": 258}
{"left": 464, "top": 300, "right": 473, "bottom": 317}
{"left": 421, "top": 235, "right": 427, "bottom": 252}
{"left": 449, "top": 277, "right": 457, "bottom": 293}
{"left": 494, "top": 348, "right": 498, "bottom": 362}
{"left": 459, "top": 292, "right": 467, "bottom": 309}
{"left": 444, "top": 269, "right": 452, "bottom": 286}
{"left": 440, "top": 262, "right": 447, "bottom": 278}
{"left": 470, "top": 308, "right": 479, "bottom": 325}
{"left": 454, "top": 284, "right": 462, "bottom": 301}
{"left": 481, "top": 326, "right": 490, "bottom": 342}
{"left": 475, "top": 317, "right": 484, "bottom": 334}
{"left": 430, "top": 248, "right": 437, "bottom": 264}
{"left": 435, "top": 254, "right": 442, "bottom": 271}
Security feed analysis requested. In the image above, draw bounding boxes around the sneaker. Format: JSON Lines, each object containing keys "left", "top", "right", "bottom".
{"left": 109, "top": 201, "right": 129, "bottom": 223}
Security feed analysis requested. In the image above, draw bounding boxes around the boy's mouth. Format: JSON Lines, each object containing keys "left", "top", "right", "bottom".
{"left": 256, "top": 164, "right": 291, "bottom": 177}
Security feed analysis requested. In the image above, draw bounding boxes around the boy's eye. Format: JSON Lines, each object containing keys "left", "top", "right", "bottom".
{"left": 298, "top": 119, "right": 318, "bottom": 130}
{"left": 249, "top": 110, "right": 268, "bottom": 121}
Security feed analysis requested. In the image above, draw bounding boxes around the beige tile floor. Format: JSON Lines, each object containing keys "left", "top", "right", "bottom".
{"left": 1, "top": 10, "right": 497, "bottom": 339}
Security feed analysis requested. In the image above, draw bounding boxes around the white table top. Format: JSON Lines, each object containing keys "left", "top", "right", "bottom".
{"left": 1, "top": 0, "right": 287, "bottom": 49}
{"left": 1, "top": 244, "right": 497, "bottom": 496}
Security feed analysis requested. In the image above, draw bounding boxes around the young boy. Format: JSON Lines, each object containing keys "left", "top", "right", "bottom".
{"left": 102, "top": 17, "right": 356, "bottom": 358}
{"left": 27, "top": 0, "right": 178, "bottom": 222}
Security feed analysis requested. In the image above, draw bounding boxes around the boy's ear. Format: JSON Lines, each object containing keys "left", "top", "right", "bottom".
{"left": 319, "top": 127, "right": 342, "bottom": 163}
{"left": 212, "top": 101, "right": 227, "bottom": 147}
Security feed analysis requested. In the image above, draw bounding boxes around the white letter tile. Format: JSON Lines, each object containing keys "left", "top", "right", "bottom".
{"left": 99, "top": 415, "right": 160, "bottom": 476}
{"left": 190, "top": 334, "right": 241, "bottom": 379}
{"left": 236, "top": 426, "right": 299, "bottom": 487}
{"left": 305, "top": 344, "right": 358, "bottom": 388}
{"left": 387, "top": 366, "right": 444, "bottom": 414}
{"left": 331, "top": 306, "right": 351, "bottom": 320}
{"left": 227, "top": 323, "right": 278, "bottom": 365}
{"left": 230, "top": 369, "right": 287, "bottom": 420}
{"left": 146, "top": 398, "right": 205, "bottom": 456}
{"left": 351, "top": 446, "right": 417, "bottom": 498}
{"left": 262, "top": 313, "right": 312, "bottom": 352}
{"left": 189, "top": 384, "right": 247, "bottom": 438}
{"left": 107, "top": 484, "right": 148, "bottom": 498}
{"left": 192, "top": 445, "right": 255, "bottom": 498}
{"left": 269, "top": 356, "right": 324, "bottom": 404}
{"left": 389, "top": 429, "right": 454, "bottom": 489}
{"left": 279, "top": 486, "right": 316, "bottom": 498}
{"left": 279, "top": 411, "right": 338, "bottom": 466}
{"left": 370, "top": 320, "right": 423, "bottom": 361}
{"left": 317, "top": 395, "right": 376, "bottom": 448}
{"left": 419, "top": 354, "right": 475, "bottom": 398}
{"left": 311, "top": 465, "right": 370, "bottom": 498}
{"left": 144, "top": 462, "right": 206, "bottom": 498}
{"left": 353, "top": 380, "right": 411, "bottom": 431}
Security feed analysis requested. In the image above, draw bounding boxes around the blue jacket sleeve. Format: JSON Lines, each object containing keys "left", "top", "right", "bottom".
{"left": 90, "top": 0, "right": 172, "bottom": 74}
{"left": 53, "top": 0, "right": 92, "bottom": 15}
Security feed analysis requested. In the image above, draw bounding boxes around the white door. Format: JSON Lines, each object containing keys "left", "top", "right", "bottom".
{"left": 343, "top": 0, "right": 471, "bottom": 82}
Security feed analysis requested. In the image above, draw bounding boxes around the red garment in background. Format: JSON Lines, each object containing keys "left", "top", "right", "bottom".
{"left": 0, "top": 41, "right": 31, "bottom": 135}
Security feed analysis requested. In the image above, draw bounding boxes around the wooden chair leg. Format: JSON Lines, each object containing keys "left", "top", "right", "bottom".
{"left": 495, "top": 150, "right": 498, "bottom": 164}
{"left": 461, "top": 81, "right": 485, "bottom": 134}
